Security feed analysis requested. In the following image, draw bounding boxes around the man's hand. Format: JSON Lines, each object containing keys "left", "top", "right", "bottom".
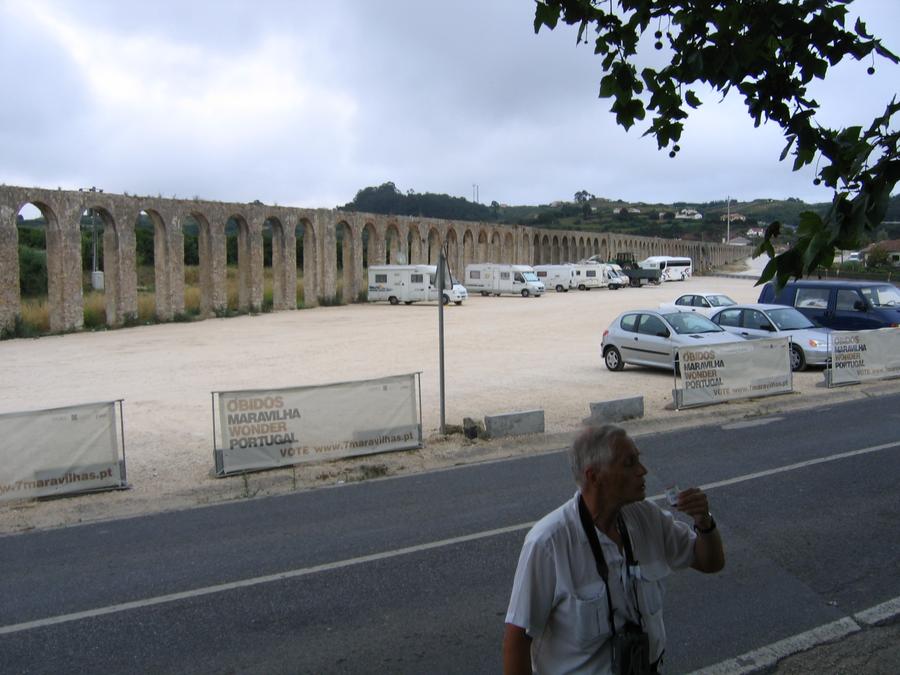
{"left": 678, "top": 487, "right": 726, "bottom": 574}
{"left": 676, "top": 487, "right": 712, "bottom": 529}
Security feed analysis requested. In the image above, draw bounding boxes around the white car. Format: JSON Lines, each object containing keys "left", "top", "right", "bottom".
{"left": 658, "top": 292, "right": 737, "bottom": 317}
{"left": 709, "top": 303, "right": 832, "bottom": 371}
{"left": 601, "top": 310, "right": 745, "bottom": 372}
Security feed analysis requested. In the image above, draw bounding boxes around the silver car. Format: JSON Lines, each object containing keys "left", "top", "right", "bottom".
{"left": 708, "top": 303, "right": 832, "bottom": 371}
{"left": 601, "top": 310, "right": 744, "bottom": 372}
{"left": 658, "top": 292, "right": 737, "bottom": 317}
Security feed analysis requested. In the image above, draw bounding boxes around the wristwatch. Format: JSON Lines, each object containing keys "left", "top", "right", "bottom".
{"left": 694, "top": 514, "right": 716, "bottom": 534}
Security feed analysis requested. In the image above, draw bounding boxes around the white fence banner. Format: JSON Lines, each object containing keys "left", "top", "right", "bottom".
{"left": 0, "top": 401, "right": 126, "bottom": 502}
{"left": 827, "top": 328, "right": 900, "bottom": 387}
{"left": 213, "top": 373, "right": 422, "bottom": 475}
{"left": 674, "top": 337, "right": 792, "bottom": 409}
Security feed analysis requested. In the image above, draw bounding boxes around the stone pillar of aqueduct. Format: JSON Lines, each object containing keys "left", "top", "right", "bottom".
{"left": 0, "top": 185, "right": 743, "bottom": 334}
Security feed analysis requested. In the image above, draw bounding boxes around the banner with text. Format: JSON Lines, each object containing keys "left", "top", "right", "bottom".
{"left": 675, "top": 337, "right": 792, "bottom": 409}
{"left": 213, "top": 373, "right": 421, "bottom": 475}
{"left": 827, "top": 328, "right": 900, "bottom": 386}
{"left": 0, "top": 401, "right": 125, "bottom": 502}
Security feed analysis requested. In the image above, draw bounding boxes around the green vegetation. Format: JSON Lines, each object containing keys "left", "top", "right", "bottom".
{"left": 342, "top": 181, "right": 495, "bottom": 221}
{"left": 534, "top": 0, "right": 899, "bottom": 286}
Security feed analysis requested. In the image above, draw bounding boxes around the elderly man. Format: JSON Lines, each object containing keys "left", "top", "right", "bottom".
{"left": 503, "top": 425, "right": 725, "bottom": 674}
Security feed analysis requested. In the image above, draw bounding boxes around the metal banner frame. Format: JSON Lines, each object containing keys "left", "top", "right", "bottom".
{"left": 0, "top": 399, "right": 128, "bottom": 502}
{"left": 673, "top": 337, "right": 793, "bottom": 410}
{"left": 211, "top": 372, "right": 423, "bottom": 476}
{"left": 826, "top": 327, "right": 900, "bottom": 387}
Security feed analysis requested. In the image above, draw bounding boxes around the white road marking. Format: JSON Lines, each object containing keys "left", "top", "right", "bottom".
{"left": 721, "top": 417, "right": 784, "bottom": 430}
{"left": 855, "top": 596, "right": 900, "bottom": 626}
{"left": 1, "top": 440, "right": 898, "bottom": 636}
{"left": 687, "top": 594, "right": 900, "bottom": 675}
{"left": 687, "top": 618, "right": 861, "bottom": 675}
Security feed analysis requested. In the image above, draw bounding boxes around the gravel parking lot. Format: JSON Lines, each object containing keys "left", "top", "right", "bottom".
{"left": 0, "top": 270, "right": 843, "bottom": 531}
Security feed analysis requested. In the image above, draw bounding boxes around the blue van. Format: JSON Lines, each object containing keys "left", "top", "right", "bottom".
{"left": 757, "top": 280, "right": 900, "bottom": 330}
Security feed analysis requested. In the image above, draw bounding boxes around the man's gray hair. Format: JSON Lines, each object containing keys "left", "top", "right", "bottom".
{"left": 569, "top": 424, "right": 627, "bottom": 487}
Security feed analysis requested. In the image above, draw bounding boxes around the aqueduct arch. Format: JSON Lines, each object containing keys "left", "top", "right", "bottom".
{"left": 0, "top": 185, "right": 743, "bottom": 335}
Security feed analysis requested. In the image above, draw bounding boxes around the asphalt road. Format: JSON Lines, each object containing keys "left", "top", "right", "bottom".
{"left": 2, "top": 393, "right": 899, "bottom": 674}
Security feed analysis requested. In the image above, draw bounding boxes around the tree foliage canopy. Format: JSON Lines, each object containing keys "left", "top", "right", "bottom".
{"left": 343, "top": 182, "right": 494, "bottom": 222}
{"left": 535, "top": 0, "right": 899, "bottom": 286}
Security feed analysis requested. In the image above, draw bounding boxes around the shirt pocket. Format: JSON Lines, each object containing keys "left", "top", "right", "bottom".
{"left": 635, "top": 563, "right": 668, "bottom": 662}
{"left": 635, "top": 562, "right": 668, "bottom": 616}
{"left": 571, "top": 586, "right": 613, "bottom": 648}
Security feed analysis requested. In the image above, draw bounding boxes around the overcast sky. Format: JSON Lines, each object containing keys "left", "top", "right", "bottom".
{"left": 1, "top": 0, "right": 898, "bottom": 211}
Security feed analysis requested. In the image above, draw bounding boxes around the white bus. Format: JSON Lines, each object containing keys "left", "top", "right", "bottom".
{"left": 639, "top": 256, "right": 694, "bottom": 282}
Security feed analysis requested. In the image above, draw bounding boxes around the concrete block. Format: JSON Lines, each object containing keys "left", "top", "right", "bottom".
{"left": 484, "top": 409, "right": 545, "bottom": 439}
{"left": 583, "top": 397, "right": 644, "bottom": 425}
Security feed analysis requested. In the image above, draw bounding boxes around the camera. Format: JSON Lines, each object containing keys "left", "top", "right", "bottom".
{"left": 611, "top": 621, "right": 651, "bottom": 675}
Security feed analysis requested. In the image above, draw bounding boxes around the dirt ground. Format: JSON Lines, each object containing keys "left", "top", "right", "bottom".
{"left": 0, "top": 263, "right": 869, "bottom": 533}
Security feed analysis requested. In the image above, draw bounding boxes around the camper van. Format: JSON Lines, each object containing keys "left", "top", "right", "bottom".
{"left": 639, "top": 256, "right": 693, "bottom": 281}
{"left": 367, "top": 265, "right": 468, "bottom": 305}
{"left": 605, "top": 264, "right": 630, "bottom": 290}
{"left": 464, "top": 264, "right": 545, "bottom": 297}
{"left": 534, "top": 264, "right": 576, "bottom": 292}
{"left": 570, "top": 263, "right": 608, "bottom": 290}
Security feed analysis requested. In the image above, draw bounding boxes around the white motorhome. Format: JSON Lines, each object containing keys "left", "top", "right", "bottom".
{"left": 534, "top": 264, "right": 576, "bottom": 292}
{"left": 604, "top": 263, "right": 630, "bottom": 290}
{"left": 571, "top": 262, "right": 610, "bottom": 290}
{"left": 639, "top": 256, "right": 694, "bottom": 281}
{"left": 367, "top": 265, "right": 468, "bottom": 305}
{"left": 464, "top": 263, "right": 545, "bottom": 297}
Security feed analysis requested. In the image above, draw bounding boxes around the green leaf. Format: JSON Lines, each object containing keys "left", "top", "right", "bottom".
{"left": 599, "top": 73, "right": 618, "bottom": 98}
{"left": 534, "top": 2, "right": 560, "bottom": 32}
{"left": 685, "top": 90, "right": 701, "bottom": 108}
{"left": 755, "top": 256, "right": 777, "bottom": 286}
{"left": 779, "top": 135, "right": 796, "bottom": 161}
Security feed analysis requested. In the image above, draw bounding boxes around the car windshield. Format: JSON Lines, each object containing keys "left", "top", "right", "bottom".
{"left": 708, "top": 294, "right": 736, "bottom": 307}
{"left": 767, "top": 307, "right": 816, "bottom": 330}
{"left": 861, "top": 285, "right": 900, "bottom": 307}
{"left": 522, "top": 271, "right": 539, "bottom": 282}
{"left": 663, "top": 312, "right": 723, "bottom": 334}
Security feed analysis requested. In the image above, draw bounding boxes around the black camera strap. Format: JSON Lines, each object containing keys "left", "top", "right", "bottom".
{"left": 577, "top": 495, "right": 618, "bottom": 637}
{"left": 578, "top": 496, "right": 646, "bottom": 632}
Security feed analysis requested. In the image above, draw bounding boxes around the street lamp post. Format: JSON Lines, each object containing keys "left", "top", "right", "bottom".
{"left": 726, "top": 195, "right": 731, "bottom": 245}
{"left": 81, "top": 186, "right": 104, "bottom": 290}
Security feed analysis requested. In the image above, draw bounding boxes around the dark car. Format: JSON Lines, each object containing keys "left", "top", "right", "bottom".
{"left": 757, "top": 280, "right": 900, "bottom": 330}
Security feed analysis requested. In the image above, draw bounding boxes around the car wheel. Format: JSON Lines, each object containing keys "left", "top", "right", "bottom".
{"left": 556, "top": 285, "right": 564, "bottom": 292}
{"left": 404, "top": 301, "right": 413, "bottom": 305}
{"left": 604, "top": 346, "right": 624, "bottom": 371}
{"left": 578, "top": 284, "right": 586, "bottom": 291}
{"left": 790, "top": 344, "right": 807, "bottom": 372}
{"left": 442, "top": 294, "right": 449, "bottom": 305}
{"left": 389, "top": 296, "right": 399, "bottom": 305}
{"left": 521, "top": 289, "right": 530, "bottom": 297}
{"left": 480, "top": 291, "right": 490, "bottom": 297}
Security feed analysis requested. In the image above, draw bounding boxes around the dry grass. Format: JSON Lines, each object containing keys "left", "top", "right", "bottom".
{"left": 18, "top": 297, "right": 50, "bottom": 333}
{"left": 10, "top": 265, "right": 321, "bottom": 337}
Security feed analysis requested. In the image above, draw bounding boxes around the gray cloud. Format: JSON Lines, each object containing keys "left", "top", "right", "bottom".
{"left": 1, "top": 0, "right": 897, "bottom": 210}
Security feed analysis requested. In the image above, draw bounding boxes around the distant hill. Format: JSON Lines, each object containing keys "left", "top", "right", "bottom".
{"left": 16, "top": 189, "right": 900, "bottom": 247}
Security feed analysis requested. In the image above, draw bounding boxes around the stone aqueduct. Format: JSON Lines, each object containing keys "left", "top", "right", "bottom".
{"left": 0, "top": 185, "right": 743, "bottom": 334}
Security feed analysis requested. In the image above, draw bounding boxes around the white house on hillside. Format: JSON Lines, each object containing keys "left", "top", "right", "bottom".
{"left": 675, "top": 208, "right": 702, "bottom": 220}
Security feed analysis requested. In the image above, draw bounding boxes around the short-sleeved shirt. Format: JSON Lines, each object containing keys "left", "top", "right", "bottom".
{"left": 505, "top": 493, "right": 696, "bottom": 674}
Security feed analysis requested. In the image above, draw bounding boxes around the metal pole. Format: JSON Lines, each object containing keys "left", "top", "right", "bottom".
{"left": 89, "top": 208, "right": 98, "bottom": 273}
{"left": 726, "top": 196, "right": 731, "bottom": 245}
{"left": 437, "top": 250, "right": 446, "bottom": 434}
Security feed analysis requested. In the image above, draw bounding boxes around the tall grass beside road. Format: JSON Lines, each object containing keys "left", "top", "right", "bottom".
{"left": 6, "top": 266, "right": 337, "bottom": 338}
